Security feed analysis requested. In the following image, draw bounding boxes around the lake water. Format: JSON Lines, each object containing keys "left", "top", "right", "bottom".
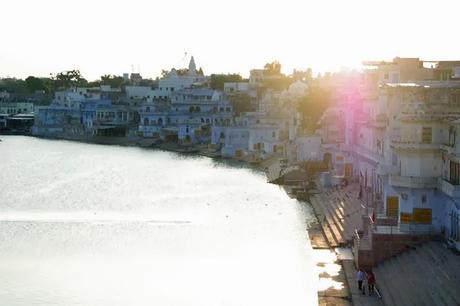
{"left": 0, "top": 136, "right": 321, "bottom": 306}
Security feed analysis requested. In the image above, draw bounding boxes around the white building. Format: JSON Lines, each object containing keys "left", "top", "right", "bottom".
{"left": 297, "top": 135, "right": 322, "bottom": 161}
{"left": 139, "top": 87, "right": 232, "bottom": 142}
{"left": 152, "top": 56, "right": 207, "bottom": 100}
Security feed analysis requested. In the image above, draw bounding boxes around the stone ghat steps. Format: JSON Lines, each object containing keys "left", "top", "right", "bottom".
{"left": 310, "top": 196, "right": 340, "bottom": 247}
{"left": 374, "top": 242, "right": 460, "bottom": 306}
{"left": 313, "top": 185, "right": 364, "bottom": 246}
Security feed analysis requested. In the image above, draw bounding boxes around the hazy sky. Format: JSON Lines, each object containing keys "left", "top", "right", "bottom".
{"left": 1, "top": 0, "right": 459, "bottom": 80}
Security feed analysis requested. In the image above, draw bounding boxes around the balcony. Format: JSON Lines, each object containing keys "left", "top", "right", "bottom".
{"left": 440, "top": 144, "right": 454, "bottom": 154}
{"left": 389, "top": 175, "right": 437, "bottom": 188}
{"left": 438, "top": 178, "right": 460, "bottom": 198}
{"left": 390, "top": 141, "right": 440, "bottom": 151}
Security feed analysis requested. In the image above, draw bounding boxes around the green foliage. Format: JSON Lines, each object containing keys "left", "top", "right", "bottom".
{"left": 210, "top": 74, "right": 242, "bottom": 90}
{"left": 263, "top": 61, "right": 282, "bottom": 76}
{"left": 25, "top": 76, "right": 48, "bottom": 93}
{"left": 0, "top": 78, "right": 28, "bottom": 93}
{"left": 262, "top": 76, "right": 293, "bottom": 91}
{"left": 297, "top": 86, "right": 331, "bottom": 133}
{"left": 54, "top": 70, "right": 88, "bottom": 89}
{"left": 100, "top": 75, "right": 124, "bottom": 88}
{"left": 229, "top": 93, "right": 252, "bottom": 116}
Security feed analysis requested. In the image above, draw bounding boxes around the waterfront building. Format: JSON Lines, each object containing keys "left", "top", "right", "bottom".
{"left": 152, "top": 56, "right": 207, "bottom": 100}
{"left": 314, "top": 59, "right": 460, "bottom": 267}
{"left": 125, "top": 86, "right": 155, "bottom": 101}
{"left": 139, "top": 88, "right": 232, "bottom": 142}
{"left": 33, "top": 86, "right": 137, "bottom": 137}
{"left": 0, "top": 90, "right": 10, "bottom": 101}
{"left": 296, "top": 135, "right": 322, "bottom": 162}
{"left": 0, "top": 101, "right": 34, "bottom": 115}
{"left": 223, "top": 82, "right": 251, "bottom": 95}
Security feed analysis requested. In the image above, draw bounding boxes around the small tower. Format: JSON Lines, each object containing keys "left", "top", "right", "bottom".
{"left": 188, "top": 56, "right": 197, "bottom": 75}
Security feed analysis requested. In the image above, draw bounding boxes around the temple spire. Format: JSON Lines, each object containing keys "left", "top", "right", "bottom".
{"left": 188, "top": 56, "right": 196, "bottom": 75}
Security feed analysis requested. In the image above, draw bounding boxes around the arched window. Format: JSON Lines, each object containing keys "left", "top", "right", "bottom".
{"left": 206, "top": 118, "right": 210, "bottom": 123}
{"left": 158, "top": 118, "right": 163, "bottom": 126}
{"left": 146, "top": 106, "right": 150, "bottom": 112}
{"left": 196, "top": 106, "right": 201, "bottom": 112}
{"left": 144, "top": 118, "right": 150, "bottom": 125}
{"left": 189, "top": 106, "right": 195, "bottom": 113}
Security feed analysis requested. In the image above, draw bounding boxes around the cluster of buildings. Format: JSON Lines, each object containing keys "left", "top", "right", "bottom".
{"left": 0, "top": 91, "right": 36, "bottom": 132}
{"left": 314, "top": 57, "right": 460, "bottom": 264}
{"left": 24, "top": 57, "right": 310, "bottom": 157}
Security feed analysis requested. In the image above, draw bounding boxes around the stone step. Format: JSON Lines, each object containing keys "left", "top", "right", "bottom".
{"left": 396, "top": 251, "right": 434, "bottom": 306}
{"left": 421, "top": 243, "right": 460, "bottom": 305}
{"left": 310, "top": 196, "right": 339, "bottom": 247}
{"left": 398, "top": 251, "right": 435, "bottom": 306}
{"left": 374, "top": 265, "right": 398, "bottom": 306}
{"left": 317, "top": 198, "right": 346, "bottom": 245}
{"left": 413, "top": 246, "right": 454, "bottom": 305}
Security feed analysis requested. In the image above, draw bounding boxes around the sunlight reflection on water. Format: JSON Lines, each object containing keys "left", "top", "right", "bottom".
{"left": 0, "top": 136, "right": 320, "bottom": 306}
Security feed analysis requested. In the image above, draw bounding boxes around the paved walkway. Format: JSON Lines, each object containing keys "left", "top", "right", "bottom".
{"left": 342, "top": 260, "right": 384, "bottom": 306}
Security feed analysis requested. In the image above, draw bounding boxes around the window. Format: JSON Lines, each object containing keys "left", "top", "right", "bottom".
{"left": 450, "top": 161, "right": 460, "bottom": 185}
{"left": 422, "top": 127, "right": 432, "bottom": 144}
{"left": 272, "top": 131, "right": 276, "bottom": 138}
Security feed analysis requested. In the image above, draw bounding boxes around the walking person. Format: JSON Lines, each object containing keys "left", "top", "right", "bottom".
{"left": 356, "top": 268, "right": 365, "bottom": 293}
{"left": 367, "top": 270, "right": 375, "bottom": 295}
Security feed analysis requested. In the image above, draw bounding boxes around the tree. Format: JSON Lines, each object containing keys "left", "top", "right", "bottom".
{"left": 54, "top": 70, "right": 87, "bottom": 89}
{"left": 210, "top": 74, "right": 242, "bottom": 90}
{"left": 100, "top": 75, "right": 124, "bottom": 88}
{"left": 25, "top": 76, "right": 48, "bottom": 93}
{"left": 229, "top": 93, "right": 252, "bottom": 116}
{"left": 0, "top": 78, "right": 28, "bottom": 94}
{"left": 263, "top": 61, "right": 282, "bottom": 76}
{"left": 297, "top": 86, "right": 331, "bottom": 133}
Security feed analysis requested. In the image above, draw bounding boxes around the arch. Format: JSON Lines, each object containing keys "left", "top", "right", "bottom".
{"left": 143, "top": 117, "right": 150, "bottom": 125}
{"left": 323, "top": 152, "right": 332, "bottom": 164}
{"left": 158, "top": 117, "right": 163, "bottom": 126}
{"left": 196, "top": 106, "right": 201, "bottom": 112}
{"left": 189, "top": 106, "right": 195, "bottom": 113}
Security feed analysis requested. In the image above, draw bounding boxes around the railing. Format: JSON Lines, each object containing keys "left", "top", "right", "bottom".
{"left": 388, "top": 175, "right": 437, "bottom": 188}
{"left": 371, "top": 222, "right": 434, "bottom": 236}
{"left": 390, "top": 141, "right": 440, "bottom": 151}
{"left": 438, "top": 177, "right": 460, "bottom": 197}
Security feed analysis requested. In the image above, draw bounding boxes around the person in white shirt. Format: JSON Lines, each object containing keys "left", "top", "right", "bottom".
{"left": 356, "top": 268, "right": 365, "bottom": 293}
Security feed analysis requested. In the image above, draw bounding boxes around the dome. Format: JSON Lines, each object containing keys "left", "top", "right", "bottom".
{"left": 288, "top": 80, "right": 308, "bottom": 97}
